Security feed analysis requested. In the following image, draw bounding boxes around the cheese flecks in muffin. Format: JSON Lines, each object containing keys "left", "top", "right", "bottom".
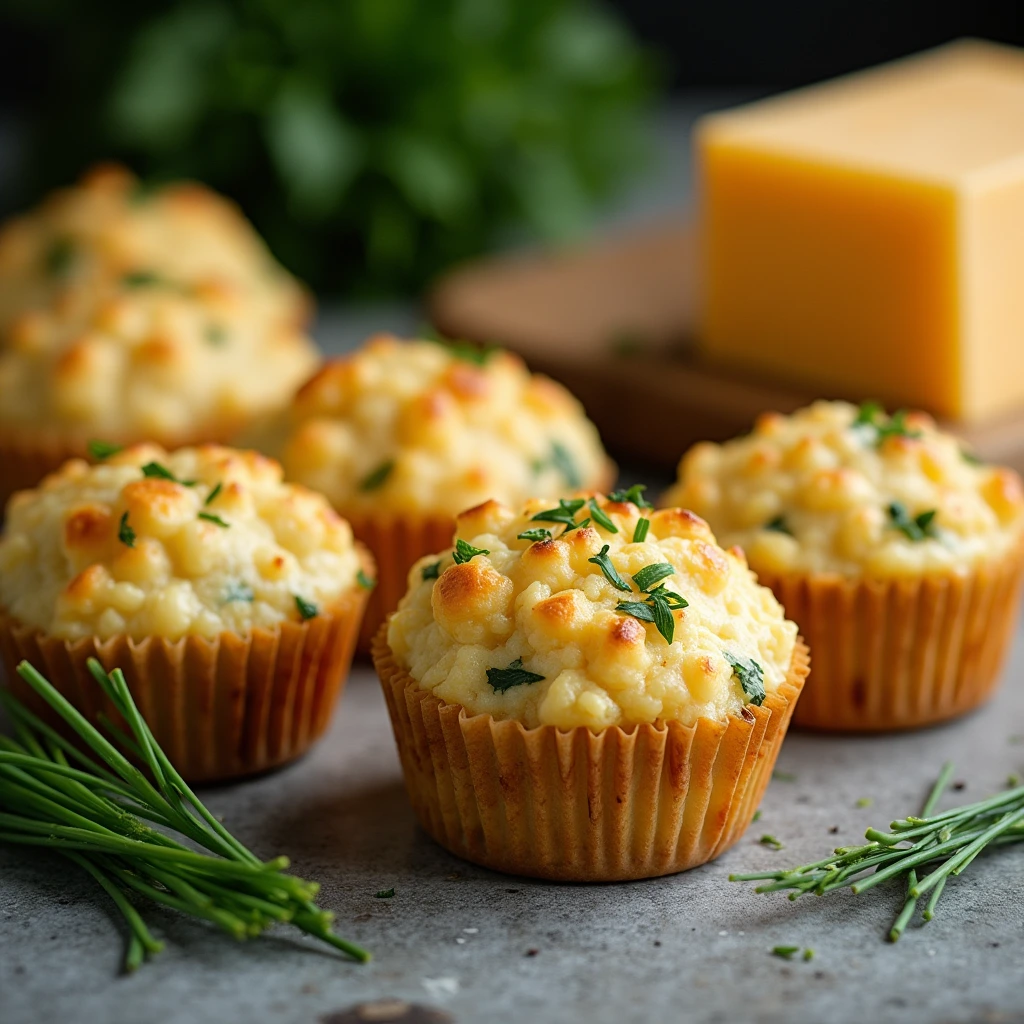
{"left": 0, "top": 445, "right": 362, "bottom": 640}
{"left": 386, "top": 494, "right": 797, "bottom": 730}
{"left": 0, "top": 164, "right": 309, "bottom": 339}
{"left": 663, "top": 401, "right": 1024, "bottom": 578}
{"left": 264, "top": 335, "right": 611, "bottom": 516}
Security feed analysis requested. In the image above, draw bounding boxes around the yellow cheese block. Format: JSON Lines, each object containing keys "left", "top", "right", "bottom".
{"left": 697, "top": 40, "right": 1024, "bottom": 422}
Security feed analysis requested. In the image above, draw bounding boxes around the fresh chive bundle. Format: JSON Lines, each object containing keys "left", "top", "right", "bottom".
{"left": 0, "top": 659, "right": 370, "bottom": 971}
{"left": 731, "top": 762, "right": 1024, "bottom": 942}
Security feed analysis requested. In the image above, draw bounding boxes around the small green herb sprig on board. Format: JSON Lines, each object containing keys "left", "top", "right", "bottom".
{"left": 731, "top": 762, "right": 1024, "bottom": 943}
{"left": 0, "top": 659, "right": 369, "bottom": 972}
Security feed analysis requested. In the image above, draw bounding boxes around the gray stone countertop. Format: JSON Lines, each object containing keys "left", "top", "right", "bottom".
{"left": 3, "top": 634, "right": 1024, "bottom": 1024}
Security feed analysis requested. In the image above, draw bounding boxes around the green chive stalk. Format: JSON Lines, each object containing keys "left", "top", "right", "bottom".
{"left": 730, "top": 761, "right": 1024, "bottom": 942}
{"left": 0, "top": 658, "right": 370, "bottom": 971}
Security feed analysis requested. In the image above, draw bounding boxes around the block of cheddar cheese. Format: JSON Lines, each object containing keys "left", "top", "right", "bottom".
{"left": 697, "top": 40, "right": 1024, "bottom": 422}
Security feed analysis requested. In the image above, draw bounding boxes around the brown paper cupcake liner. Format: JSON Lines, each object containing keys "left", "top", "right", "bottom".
{"left": 372, "top": 627, "right": 809, "bottom": 882}
{"left": 344, "top": 462, "right": 618, "bottom": 654}
{"left": 757, "top": 544, "right": 1024, "bottom": 732}
{"left": 0, "top": 581, "right": 369, "bottom": 783}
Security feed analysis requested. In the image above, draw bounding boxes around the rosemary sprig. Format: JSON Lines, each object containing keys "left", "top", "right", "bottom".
{"left": 0, "top": 659, "right": 370, "bottom": 971}
{"left": 731, "top": 762, "right": 1024, "bottom": 943}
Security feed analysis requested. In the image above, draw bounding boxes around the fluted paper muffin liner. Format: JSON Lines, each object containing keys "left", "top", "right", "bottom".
{"left": 373, "top": 627, "right": 809, "bottom": 882}
{"left": 757, "top": 545, "right": 1024, "bottom": 732}
{"left": 0, "top": 579, "right": 370, "bottom": 783}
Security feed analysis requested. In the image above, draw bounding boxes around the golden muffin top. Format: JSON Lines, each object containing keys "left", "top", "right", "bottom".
{"left": 0, "top": 164, "right": 309, "bottom": 339}
{"left": 0, "top": 165, "right": 319, "bottom": 440}
{"left": 386, "top": 491, "right": 797, "bottom": 730}
{"left": 0, "top": 445, "right": 367, "bottom": 640}
{"left": 663, "top": 400, "right": 1024, "bottom": 578}
{"left": 263, "top": 335, "right": 613, "bottom": 517}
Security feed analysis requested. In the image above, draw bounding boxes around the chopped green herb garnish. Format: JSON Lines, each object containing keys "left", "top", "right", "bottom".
{"left": 726, "top": 652, "right": 765, "bottom": 707}
{"left": 224, "top": 582, "right": 255, "bottom": 603}
{"left": 430, "top": 335, "right": 495, "bottom": 366}
{"left": 204, "top": 482, "right": 223, "bottom": 506}
{"left": 764, "top": 515, "right": 792, "bottom": 536}
{"left": 453, "top": 538, "right": 489, "bottom": 564}
{"left": 374, "top": 888, "right": 396, "bottom": 899}
{"left": 802, "top": 948, "right": 815, "bottom": 962}
{"left": 357, "top": 569, "right": 376, "bottom": 591}
{"left": 117, "top": 512, "right": 135, "bottom": 548}
{"left": 772, "top": 770, "right": 797, "bottom": 783}
{"left": 359, "top": 460, "right": 395, "bottom": 492}
{"left": 608, "top": 484, "right": 652, "bottom": 509}
{"left": 588, "top": 544, "right": 631, "bottom": 592}
{"left": 205, "top": 325, "right": 228, "bottom": 347}
{"left": 422, "top": 561, "right": 442, "bottom": 581}
{"left": 752, "top": 810, "right": 762, "bottom": 823}
{"left": 294, "top": 595, "right": 318, "bottom": 620}
{"left": 587, "top": 498, "right": 618, "bottom": 534}
{"left": 632, "top": 518, "right": 650, "bottom": 543}
{"left": 44, "top": 237, "right": 75, "bottom": 276}
{"left": 771, "top": 946, "right": 799, "bottom": 960}
{"left": 87, "top": 440, "right": 123, "bottom": 461}
{"left": 141, "top": 462, "right": 196, "bottom": 486}
{"left": 616, "top": 584, "right": 687, "bottom": 644}
{"left": 960, "top": 447, "right": 984, "bottom": 466}
{"left": 562, "top": 516, "right": 591, "bottom": 534}
{"left": 760, "top": 834, "right": 784, "bottom": 851}
{"left": 855, "top": 797, "right": 873, "bottom": 808}
{"left": 486, "top": 658, "right": 545, "bottom": 694}
{"left": 853, "top": 401, "right": 921, "bottom": 447}
{"left": 550, "top": 442, "right": 582, "bottom": 489}
{"left": 888, "top": 502, "right": 938, "bottom": 542}
{"left": 122, "top": 270, "right": 164, "bottom": 288}
{"left": 198, "top": 512, "right": 230, "bottom": 528}
{"left": 631, "top": 562, "right": 675, "bottom": 593}
{"left": 517, "top": 527, "right": 553, "bottom": 543}
{"left": 531, "top": 498, "right": 587, "bottom": 530}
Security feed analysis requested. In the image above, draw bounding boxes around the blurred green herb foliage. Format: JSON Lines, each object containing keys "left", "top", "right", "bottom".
{"left": 9, "top": 0, "right": 655, "bottom": 295}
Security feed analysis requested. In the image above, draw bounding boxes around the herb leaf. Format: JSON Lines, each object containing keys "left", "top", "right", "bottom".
{"left": 771, "top": 945, "right": 798, "bottom": 958}
{"left": 631, "top": 562, "right": 675, "bottom": 593}
{"left": 853, "top": 402, "right": 921, "bottom": 447}
{"left": 142, "top": 462, "right": 196, "bottom": 486}
{"left": 550, "top": 442, "right": 581, "bottom": 489}
{"left": 531, "top": 498, "right": 586, "bottom": 530}
{"left": 726, "top": 652, "right": 765, "bottom": 707}
{"left": 374, "top": 888, "right": 396, "bottom": 899}
{"left": 761, "top": 835, "right": 785, "bottom": 851}
{"left": 122, "top": 270, "right": 164, "bottom": 288}
{"left": 224, "top": 581, "right": 255, "bottom": 603}
{"left": 588, "top": 544, "right": 631, "bottom": 591}
{"left": 204, "top": 482, "right": 223, "bottom": 506}
{"left": 422, "top": 561, "right": 442, "bottom": 581}
{"left": 88, "top": 440, "right": 123, "bottom": 461}
{"left": 360, "top": 460, "right": 395, "bottom": 492}
{"left": 563, "top": 516, "right": 590, "bottom": 534}
{"left": 632, "top": 518, "right": 650, "bottom": 543}
{"left": 453, "top": 538, "right": 489, "bottom": 564}
{"left": 887, "top": 502, "right": 938, "bottom": 542}
{"left": 357, "top": 569, "right": 376, "bottom": 591}
{"left": 198, "top": 511, "right": 230, "bottom": 528}
{"left": 486, "top": 658, "right": 544, "bottom": 694}
{"left": 117, "top": 512, "right": 135, "bottom": 548}
{"left": 647, "top": 587, "right": 677, "bottom": 644}
{"left": 587, "top": 498, "right": 618, "bottom": 534}
{"left": 608, "top": 484, "right": 652, "bottom": 509}
{"left": 294, "top": 595, "right": 318, "bottom": 620}
{"left": 615, "top": 600, "right": 656, "bottom": 623}
{"left": 764, "top": 515, "right": 792, "bottom": 536}
{"left": 517, "top": 527, "right": 553, "bottom": 543}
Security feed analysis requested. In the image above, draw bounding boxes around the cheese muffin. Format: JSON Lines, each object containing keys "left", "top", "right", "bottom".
{"left": 265, "top": 334, "right": 614, "bottom": 649}
{"left": 664, "top": 400, "right": 1024, "bottom": 730}
{"left": 373, "top": 491, "right": 807, "bottom": 881}
{"left": 0, "top": 165, "right": 319, "bottom": 506}
{"left": 0, "top": 445, "right": 372, "bottom": 780}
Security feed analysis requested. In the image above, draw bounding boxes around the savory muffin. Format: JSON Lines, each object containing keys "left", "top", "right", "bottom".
{"left": 0, "top": 165, "right": 319, "bottom": 506}
{"left": 374, "top": 491, "right": 807, "bottom": 881}
{"left": 0, "top": 445, "right": 372, "bottom": 780}
{"left": 664, "top": 400, "right": 1024, "bottom": 730}
{"left": 0, "top": 163, "right": 309, "bottom": 339}
{"left": 266, "top": 333, "right": 614, "bottom": 648}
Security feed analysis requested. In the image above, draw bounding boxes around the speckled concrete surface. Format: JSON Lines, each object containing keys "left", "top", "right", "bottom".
{"left": 3, "top": 628, "right": 1024, "bottom": 1024}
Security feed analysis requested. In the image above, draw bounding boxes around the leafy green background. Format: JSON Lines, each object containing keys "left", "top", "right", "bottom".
{"left": 6, "top": 0, "right": 655, "bottom": 296}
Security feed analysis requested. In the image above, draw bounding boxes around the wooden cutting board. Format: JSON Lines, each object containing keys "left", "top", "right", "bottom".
{"left": 428, "top": 219, "right": 1024, "bottom": 474}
